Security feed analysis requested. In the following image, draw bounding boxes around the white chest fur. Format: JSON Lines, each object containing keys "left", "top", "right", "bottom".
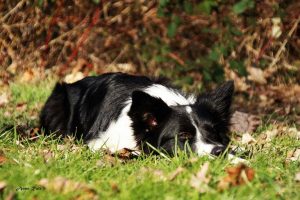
{"left": 87, "top": 84, "right": 196, "bottom": 153}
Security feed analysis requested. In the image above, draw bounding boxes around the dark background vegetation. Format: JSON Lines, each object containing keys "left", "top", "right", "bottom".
{"left": 0, "top": 0, "right": 299, "bottom": 124}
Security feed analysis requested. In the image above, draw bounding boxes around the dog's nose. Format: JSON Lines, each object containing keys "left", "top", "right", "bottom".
{"left": 211, "top": 146, "right": 226, "bottom": 156}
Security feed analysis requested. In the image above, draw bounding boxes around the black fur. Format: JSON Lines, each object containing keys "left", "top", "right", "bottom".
{"left": 40, "top": 72, "right": 234, "bottom": 156}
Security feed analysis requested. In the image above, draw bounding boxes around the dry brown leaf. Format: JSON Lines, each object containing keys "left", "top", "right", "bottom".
{"left": 230, "top": 111, "right": 261, "bottom": 134}
{"left": 64, "top": 71, "right": 84, "bottom": 84}
{"left": 241, "top": 133, "right": 256, "bottom": 144}
{"left": 284, "top": 127, "right": 300, "bottom": 140}
{"left": 110, "top": 182, "right": 120, "bottom": 193}
{"left": 264, "top": 129, "right": 279, "bottom": 142}
{"left": 97, "top": 148, "right": 139, "bottom": 167}
{"left": 7, "top": 61, "right": 18, "bottom": 74}
{"left": 190, "top": 162, "right": 210, "bottom": 193}
{"left": 0, "top": 93, "right": 9, "bottom": 107}
{"left": 19, "top": 68, "right": 42, "bottom": 83}
{"left": 96, "top": 154, "right": 118, "bottom": 167}
{"left": 16, "top": 102, "right": 27, "bottom": 112}
{"left": 41, "top": 149, "right": 55, "bottom": 163}
{"left": 286, "top": 149, "right": 300, "bottom": 162}
{"left": 217, "top": 164, "right": 255, "bottom": 191}
{"left": 0, "top": 181, "right": 7, "bottom": 193}
{"left": 0, "top": 150, "right": 7, "bottom": 165}
{"left": 294, "top": 172, "right": 300, "bottom": 182}
{"left": 139, "top": 167, "right": 166, "bottom": 181}
{"left": 39, "top": 177, "right": 97, "bottom": 199}
{"left": 168, "top": 167, "right": 185, "bottom": 181}
{"left": 247, "top": 66, "right": 267, "bottom": 84}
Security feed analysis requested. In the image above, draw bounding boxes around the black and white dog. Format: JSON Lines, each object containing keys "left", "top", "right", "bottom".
{"left": 40, "top": 72, "right": 234, "bottom": 157}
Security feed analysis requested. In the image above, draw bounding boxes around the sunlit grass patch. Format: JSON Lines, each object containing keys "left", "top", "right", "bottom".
{"left": 0, "top": 79, "right": 299, "bottom": 200}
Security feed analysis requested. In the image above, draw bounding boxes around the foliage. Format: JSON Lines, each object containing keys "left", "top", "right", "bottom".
{"left": 0, "top": 0, "right": 299, "bottom": 90}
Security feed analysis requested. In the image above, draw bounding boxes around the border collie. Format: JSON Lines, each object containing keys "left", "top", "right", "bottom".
{"left": 40, "top": 72, "right": 234, "bottom": 157}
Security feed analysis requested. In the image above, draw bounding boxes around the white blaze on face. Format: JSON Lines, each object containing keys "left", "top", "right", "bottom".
{"left": 185, "top": 106, "right": 218, "bottom": 156}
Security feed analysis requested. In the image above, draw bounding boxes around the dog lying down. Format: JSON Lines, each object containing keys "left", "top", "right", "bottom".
{"left": 40, "top": 72, "right": 247, "bottom": 163}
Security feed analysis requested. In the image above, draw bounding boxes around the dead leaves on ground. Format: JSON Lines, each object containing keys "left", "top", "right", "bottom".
{"left": 230, "top": 111, "right": 261, "bottom": 134}
{"left": 0, "top": 93, "right": 9, "bottom": 107}
{"left": 97, "top": 148, "right": 139, "bottom": 167}
{"left": 294, "top": 172, "right": 300, "bottom": 182}
{"left": 0, "top": 150, "right": 7, "bottom": 165}
{"left": 39, "top": 177, "right": 98, "bottom": 199}
{"left": 217, "top": 164, "right": 255, "bottom": 191}
{"left": 286, "top": 148, "right": 300, "bottom": 162}
{"left": 190, "top": 162, "right": 211, "bottom": 193}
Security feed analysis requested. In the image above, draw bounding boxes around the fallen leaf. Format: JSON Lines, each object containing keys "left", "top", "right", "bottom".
{"left": 0, "top": 93, "right": 9, "bottom": 107}
{"left": 138, "top": 167, "right": 166, "bottom": 181}
{"left": 39, "top": 177, "right": 97, "bottom": 199}
{"left": 228, "top": 154, "right": 249, "bottom": 165}
{"left": 190, "top": 162, "right": 211, "bottom": 193}
{"left": 96, "top": 154, "right": 118, "bottom": 167}
{"left": 217, "top": 163, "right": 255, "bottom": 191}
{"left": 230, "top": 111, "right": 261, "bottom": 134}
{"left": 16, "top": 102, "right": 27, "bottom": 112}
{"left": 284, "top": 127, "right": 300, "bottom": 140}
{"left": 41, "top": 149, "right": 55, "bottom": 163}
{"left": 264, "top": 129, "right": 279, "bottom": 142}
{"left": 7, "top": 61, "right": 18, "bottom": 74}
{"left": 183, "top": 157, "right": 199, "bottom": 167}
{"left": 0, "top": 181, "right": 7, "bottom": 193}
{"left": 0, "top": 150, "right": 7, "bottom": 165}
{"left": 97, "top": 148, "right": 139, "bottom": 167}
{"left": 295, "top": 172, "right": 300, "bottom": 182}
{"left": 241, "top": 133, "right": 256, "bottom": 144}
{"left": 110, "top": 182, "right": 120, "bottom": 193}
{"left": 64, "top": 71, "right": 84, "bottom": 84}
{"left": 15, "top": 125, "right": 40, "bottom": 141}
{"left": 106, "top": 63, "right": 136, "bottom": 74}
{"left": 286, "top": 149, "right": 300, "bottom": 162}
{"left": 247, "top": 66, "right": 267, "bottom": 84}
{"left": 19, "top": 68, "right": 41, "bottom": 83}
{"left": 112, "top": 148, "right": 140, "bottom": 160}
{"left": 271, "top": 17, "right": 282, "bottom": 38}
{"left": 168, "top": 167, "right": 185, "bottom": 181}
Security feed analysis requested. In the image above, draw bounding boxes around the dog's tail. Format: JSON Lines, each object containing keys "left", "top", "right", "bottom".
{"left": 40, "top": 82, "right": 70, "bottom": 137}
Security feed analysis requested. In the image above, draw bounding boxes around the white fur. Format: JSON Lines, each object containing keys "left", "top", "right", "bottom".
{"left": 186, "top": 106, "right": 192, "bottom": 113}
{"left": 186, "top": 106, "right": 218, "bottom": 156}
{"left": 88, "top": 84, "right": 197, "bottom": 153}
{"left": 87, "top": 103, "right": 137, "bottom": 152}
{"left": 143, "top": 84, "right": 196, "bottom": 106}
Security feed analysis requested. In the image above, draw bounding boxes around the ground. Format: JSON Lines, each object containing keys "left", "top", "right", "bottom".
{"left": 0, "top": 78, "right": 299, "bottom": 200}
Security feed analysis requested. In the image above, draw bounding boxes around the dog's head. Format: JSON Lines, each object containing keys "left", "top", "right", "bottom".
{"left": 128, "top": 81, "right": 234, "bottom": 156}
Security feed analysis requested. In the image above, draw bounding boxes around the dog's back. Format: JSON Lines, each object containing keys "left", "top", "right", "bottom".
{"left": 40, "top": 73, "right": 154, "bottom": 139}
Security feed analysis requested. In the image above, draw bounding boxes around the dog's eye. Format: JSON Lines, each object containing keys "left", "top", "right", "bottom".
{"left": 178, "top": 132, "right": 194, "bottom": 140}
{"left": 203, "top": 124, "right": 215, "bottom": 133}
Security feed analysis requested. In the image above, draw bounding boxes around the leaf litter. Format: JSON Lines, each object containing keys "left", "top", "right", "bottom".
{"left": 189, "top": 162, "right": 211, "bottom": 193}
{"left": 217, "top": 163, "right": 255, "bottom": 191}
{"left": 97, "top": 148, "right": 140, "bottom": 167}
{"left": 0, "top": 150, "right": 7, "bottom": 165}
{"left": 38, "top": 177, "right": 98, "bottom": 199}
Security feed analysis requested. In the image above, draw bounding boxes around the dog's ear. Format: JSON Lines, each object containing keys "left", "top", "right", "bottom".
{"left": 197, "top": 81, "right": 234, "bottom": 120}
{"left": 129, "top": 91, "right": 171, "bottom": 129}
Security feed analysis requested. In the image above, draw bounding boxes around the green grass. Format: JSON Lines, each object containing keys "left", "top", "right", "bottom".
{"left": 0, "top": 79, "right": 299, "bottom": 200}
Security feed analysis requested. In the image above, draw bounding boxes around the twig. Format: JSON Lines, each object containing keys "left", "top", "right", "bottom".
{"left": 267, "top": 17, "right": 300, "bottom": 69}
{"left": 0, "top": 0, "right": 27, "bottom": 23}
{"left": 39, "top": 12, "right": 92, "bottom": 49}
